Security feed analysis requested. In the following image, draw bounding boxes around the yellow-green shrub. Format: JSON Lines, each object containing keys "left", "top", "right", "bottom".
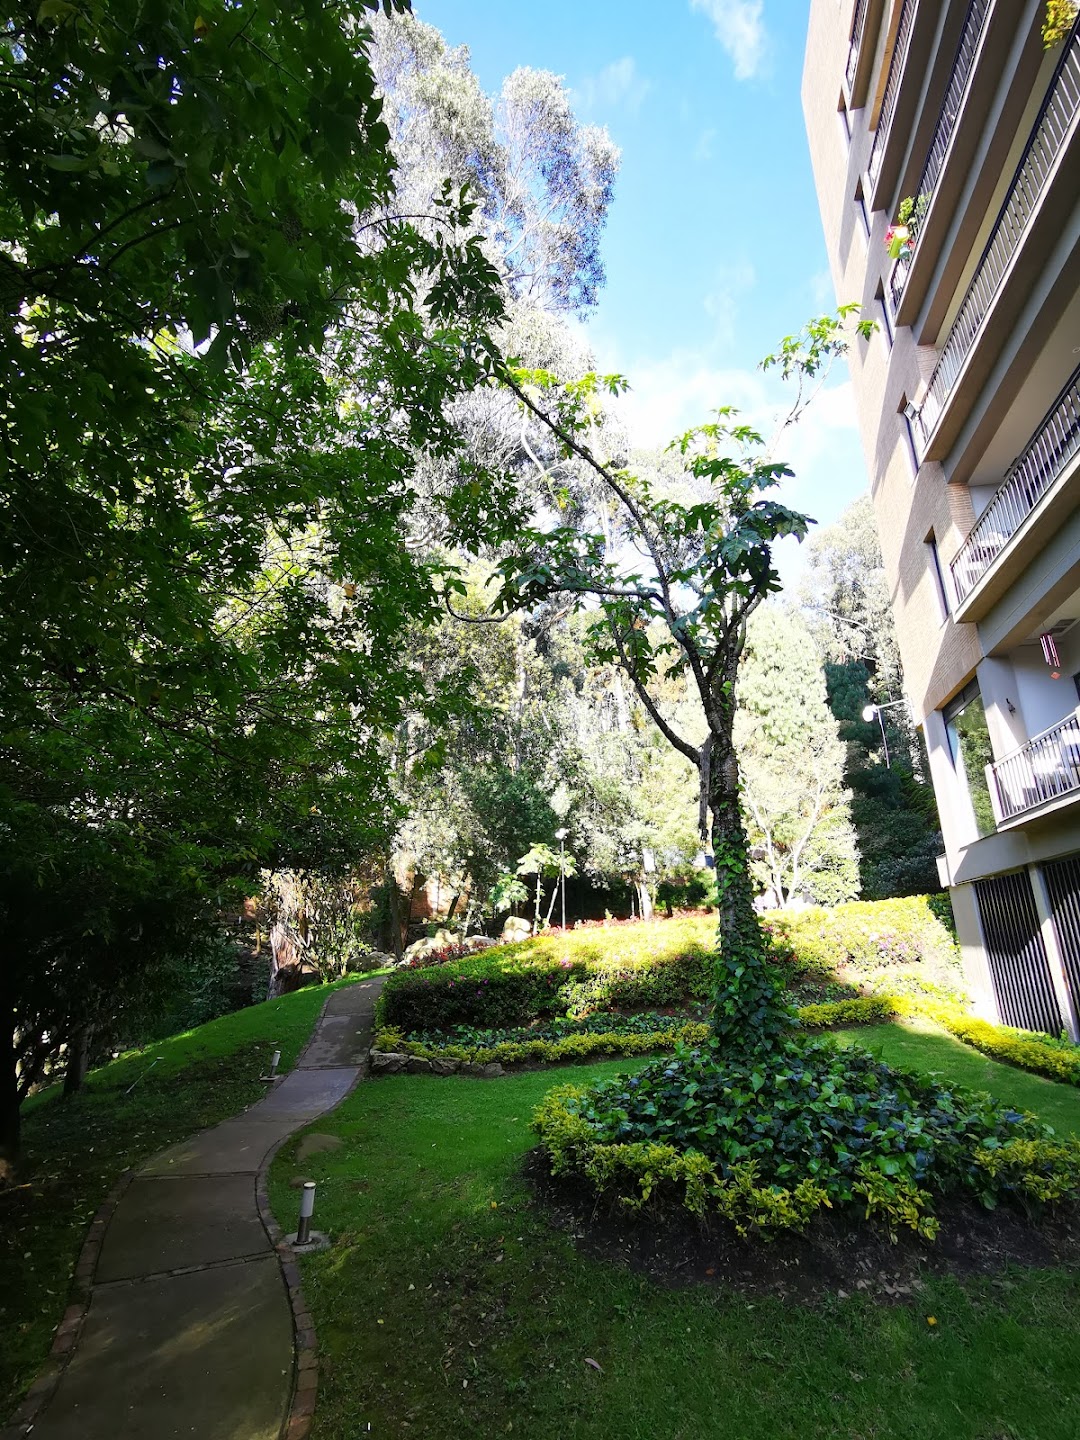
{"left": 911, "top": 1000, "right": 1080, "bottom": 1086}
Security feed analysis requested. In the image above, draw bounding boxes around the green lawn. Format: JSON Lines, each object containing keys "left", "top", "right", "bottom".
{"left": 0, "top": 978, "right": 355, "bottom": 1417}
{"left": 271, "top": 1028, "right": 1080, "bottom": 1440}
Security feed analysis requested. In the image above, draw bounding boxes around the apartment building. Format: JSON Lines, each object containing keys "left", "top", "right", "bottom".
{"left": 803, "top": 0, "right": 1080, "bottom": 1038}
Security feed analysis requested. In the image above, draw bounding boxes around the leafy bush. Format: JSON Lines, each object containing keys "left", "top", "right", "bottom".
{"left": 377, "top": 901, "right": 961, "bottom": 1035}
{"left": 762, "top": 896, "right": 962, "bottom": 999}
{"left": 534, "top": 1039, "right": 1080, "bottom": 1239}
{"left": 375, "top": 1018, "right": 713, "bottom": 1068}
{"left": 797, "top": 995, "right": 899, "bottom": 1028}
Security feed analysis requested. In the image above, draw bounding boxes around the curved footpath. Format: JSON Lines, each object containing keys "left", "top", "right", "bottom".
{"left": 6, "top": 977, "right": 385, "bottom": 1440}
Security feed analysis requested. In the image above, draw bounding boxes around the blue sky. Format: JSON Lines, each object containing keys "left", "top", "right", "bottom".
{"left": 416, "top": 0, "right": 872, "bottom": 585}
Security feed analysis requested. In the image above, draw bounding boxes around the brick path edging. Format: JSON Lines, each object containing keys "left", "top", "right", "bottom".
{"left": 1, "top": 1168, "right": 136, "bottom": 1440}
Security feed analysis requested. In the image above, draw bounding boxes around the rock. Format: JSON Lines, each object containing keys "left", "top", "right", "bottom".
{"left": 430, "top": 1057, "right": 461, "bottom": 1076}
{"left": 462, "top": 934, "right": 494, "bottom": 952}
{"left": 500, "top": 916, "right": 533, "bottom": 943}
{"left": 406, "top": 1055, "right": 433, "bottom": 1074}
{"left": 480, "top": 1062, "right": 505, "bottom": 1079}
{"left": 297, "top": 1133, "right": 343, "bottom": 1163}
{"left": 369, "top": 1050, "right": 407, "bottom": 1075}
{"left": 403, "top": 928, "right": 458, "bottom": 964}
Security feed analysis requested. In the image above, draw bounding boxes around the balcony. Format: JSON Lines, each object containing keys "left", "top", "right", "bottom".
{"left": 867, "top": 0, "right": 916, "bottom": 192}
{"left": 888, "top": 0, "right": 994, "bottom": 314}
{"left": 914, "top": 18, "right": 1080, "bottom": 451}
{"left": 950, "top": 364, "right": 1080, "bottom": 614}
{"left": 989, "top": 707, "right": 1080, "bottom": 826}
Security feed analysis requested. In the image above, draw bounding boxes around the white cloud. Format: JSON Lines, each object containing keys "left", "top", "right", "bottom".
{"left": 694, "top": 126, "right": 718, "bottom": 162}
{"left": 576, "top": 56, "right": 651, "bottom": 114}
{"left": 702, "top": 259, "right": 756, "bottom": 344}
{"left": 689, "top": 0, "right": 768, "bottom": 81}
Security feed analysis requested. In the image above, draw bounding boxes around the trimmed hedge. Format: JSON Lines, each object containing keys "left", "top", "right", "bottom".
{"left": 372, "top": 996, "right": 900, "bottom": 1072}
{"left": 376, "top": 900, "right": 959, "bottom": 1035}
{"left": 911, "top": 999, "right": 1080, "bottom": 1087}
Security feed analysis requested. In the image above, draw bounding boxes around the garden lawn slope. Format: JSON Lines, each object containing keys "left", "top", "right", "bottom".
{"left": 269, "top": 1036, "right": 1080, "bottom": 1440}
{"left": 0, "top": 979, "right": 352, "bottom": 1418}
{"left": 376, "top": 897, "right": 961, "bottom": 1035}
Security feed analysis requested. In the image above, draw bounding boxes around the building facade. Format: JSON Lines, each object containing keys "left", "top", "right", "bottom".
{"left": 803, "top": 0, "right": 1080, "bottom": 1038}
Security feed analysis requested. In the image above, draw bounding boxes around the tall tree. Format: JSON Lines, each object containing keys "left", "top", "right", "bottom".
{"left": 735, "top": 604, "right": 859, "bottom": 908}
{"left": 492, "top": 309, "right": 873, "bottom": 1047}
{"left": 0, "top": 0, "right": 513, "bottom": 1174}
{"left": 801, "top": 495, "right": 942, "bottom": 897}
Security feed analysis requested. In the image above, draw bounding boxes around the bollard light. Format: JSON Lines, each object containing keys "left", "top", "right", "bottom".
{"left": 296, "top": 1182, "right": 316, "bottom": 1246}
{"left": 270, "top": 1049, "right": 281, "bottom": 1077}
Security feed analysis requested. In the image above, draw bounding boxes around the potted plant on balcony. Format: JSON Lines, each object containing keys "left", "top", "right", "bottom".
{"left": 1043, "top": 0, "right": 1078, "bottom": 49}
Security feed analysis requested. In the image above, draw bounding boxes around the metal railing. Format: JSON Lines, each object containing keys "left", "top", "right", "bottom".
{"left": 889, "top": 0, "right": 993, "bottom": 310}
{"left": 915, "top": 19, "right": 1080, "bottom": 443}
{"left": 950, "top": 364, "right": 1080, "bottom": 602}
{"left": 867, "top": 0, "right": 916, "bottom": 187}
{"left": 990, "top": 707, "right": 1080, "bottom": 823}
{"left": 846, "top": 0, "right": 869, "bottom": 95}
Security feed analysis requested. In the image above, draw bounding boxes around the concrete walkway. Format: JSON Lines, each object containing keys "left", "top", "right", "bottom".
{"left": 27, "top": 977, "right": 384, "bottom": 1440}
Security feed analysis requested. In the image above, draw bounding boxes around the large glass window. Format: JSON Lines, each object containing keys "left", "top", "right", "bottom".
{"left": 944, "top": 681, "right": 996, "bottom": 838}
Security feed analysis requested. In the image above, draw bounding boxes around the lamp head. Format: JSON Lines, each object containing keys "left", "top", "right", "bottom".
{"left": 554, "top": 827, "right": 568, "bottom": 841}
{"left": 861, "top": 704, "right": 878, "bottom": 722}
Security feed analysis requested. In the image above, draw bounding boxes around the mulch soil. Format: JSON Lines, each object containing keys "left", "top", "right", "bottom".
{"left": 524, "top": 1150, "right": 1080, "bottom": 1306}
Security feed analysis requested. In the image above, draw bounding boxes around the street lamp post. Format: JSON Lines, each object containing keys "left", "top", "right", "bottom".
{"left": 554, "top": 827, "right": 568, "bottom": 929}
{"left": 861, "top": 699, "right": 911, "bottom": 769}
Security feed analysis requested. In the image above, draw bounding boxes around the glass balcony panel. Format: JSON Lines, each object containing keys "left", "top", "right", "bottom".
{"left": 991, "top": 708, "right": 1080, "bottom": 822}
{"left": 950, "top": 364, "right": 1080, "bottom": 603}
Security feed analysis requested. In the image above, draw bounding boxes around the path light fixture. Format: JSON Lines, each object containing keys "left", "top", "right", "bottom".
{"left": 861, "top": 698, "right": 911, "bottom": 769}
{"left": 296, "top": 1182, "right": 316, "bottom": 1246}
{"left": 555, "top": 828, "right": 568, "bottom": 929}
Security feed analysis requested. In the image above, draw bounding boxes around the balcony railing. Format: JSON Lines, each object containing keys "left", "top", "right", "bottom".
{"left": 846, "top": 0, "right": 869, "bottom": 95}
{"left": 915, "top": 18, "right": 1080, "bottom": 445}
{"left": 889, "top": 0, "right": 993, "bottom": 310}
{"left": 990, "top": 707, "right": 1080, "bottom": 823}
{"left": 950, "top": 364, "right": 1080, "bottom": 603}
{"left": 867, "top": 0, "right": 916, "bottom": 187}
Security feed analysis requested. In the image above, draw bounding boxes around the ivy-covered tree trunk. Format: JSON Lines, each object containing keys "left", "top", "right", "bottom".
{"left": 704, "top": 664, "right": 793, "bottom": 1052}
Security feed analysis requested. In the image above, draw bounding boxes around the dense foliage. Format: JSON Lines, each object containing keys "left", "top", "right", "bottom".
{"left": 534, "top": 1045, "right": 1080, "bottom": 1239}
{"left": 0, "top": 0, "right": 517, "bottom": 1170}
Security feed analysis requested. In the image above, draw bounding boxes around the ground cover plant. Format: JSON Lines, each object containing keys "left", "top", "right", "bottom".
{"left": 534, "top": 1042, "right": 1080, "bottom": 1240}
{"left": 270, "top": 1054, "right": 1080, "bottom": 1440}
{"left": 0, "top": 980, "right": 350, "bottom": 1416}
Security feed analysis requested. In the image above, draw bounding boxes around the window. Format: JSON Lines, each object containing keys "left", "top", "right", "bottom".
{"left": 925, "top": 530, "right": 950, "bottom": 620}
{"left": 943, "top": 681, "right": 996, "bottom": 838}
{"left": 875, "top": 280, "right": 893, "bottom": 347}
{"left": 854, "top": 180, "right": 870, "bottom": 237}
{"left": 898, "top": 394, "right": 920, "bottom": 476}
{"left": 838, "top": 92, "right": 851, "bottom": 143}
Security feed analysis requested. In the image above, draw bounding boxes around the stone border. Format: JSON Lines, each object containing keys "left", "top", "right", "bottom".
{"left": 369, "top": 1048, "right": 505, "bottom": 1078}
{"left": 1, "top": 1168, "right": 136, "bottom": 1440}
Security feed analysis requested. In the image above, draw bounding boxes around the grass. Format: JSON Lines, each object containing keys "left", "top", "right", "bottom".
{"left": 0, "top": 978, "right": 355, "bottom": 1417}
{"left": 270, "top": 1027, "right": 1080, "bottom": 1440}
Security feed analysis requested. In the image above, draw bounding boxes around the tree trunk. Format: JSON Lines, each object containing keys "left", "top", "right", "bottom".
{"left": 635, "top": 877, "right": 653, "bottom": 921}
{"left": 387, "top": 870, "right": 404, "bottom": 963}
{"left": 63, "top": 1024, "right": 92, "bottom": 1099}
{"left": 704, "top": 663, "right": 791, "bottom": 1051}
{"left": 0, "top": 967, "right": 20, "bottom": 1184}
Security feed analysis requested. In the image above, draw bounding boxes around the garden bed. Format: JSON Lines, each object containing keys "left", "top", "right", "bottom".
{"left": 527, "top": 1147, "right": 1080, "bottom": 1304}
